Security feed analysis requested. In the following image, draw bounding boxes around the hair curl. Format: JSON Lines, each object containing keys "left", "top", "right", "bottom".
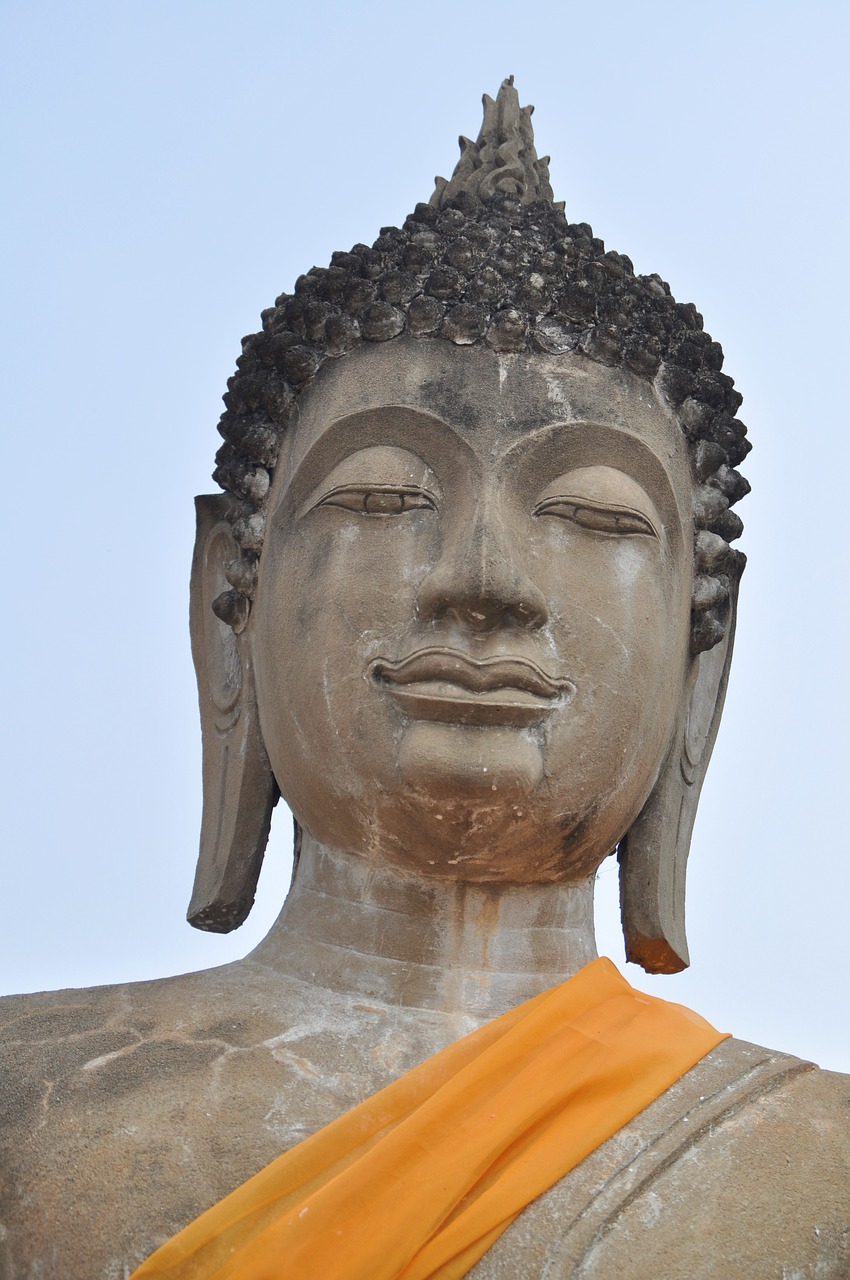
{"left": 212, "top": 192, "right": 749, "bottom": 655}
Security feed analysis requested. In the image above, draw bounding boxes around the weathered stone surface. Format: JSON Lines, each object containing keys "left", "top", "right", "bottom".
{"left": 0, "top": 962, "right": 474, "bottom": 1277}
{"left": 2, "top": 965, "right": 848, "bottom": 1277}
{"left": 214, "top": 80, "right": 748, "bottom": 669}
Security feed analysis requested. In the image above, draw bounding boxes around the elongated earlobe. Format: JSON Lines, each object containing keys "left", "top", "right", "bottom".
{"left": 187, "top": 495, "right": 278, "bottom": 932}
{"left": 618, "top": 574, "right": 741, "bottom": 974}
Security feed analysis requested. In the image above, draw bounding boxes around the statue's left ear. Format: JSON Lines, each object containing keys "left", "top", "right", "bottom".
{"left": 186, "top": 495, "right": 278, "bottom": 932}
{"left": 618, "top": 573, "right": 741, "bottom": 974}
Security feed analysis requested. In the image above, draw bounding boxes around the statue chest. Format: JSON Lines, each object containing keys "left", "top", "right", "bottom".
{"left": 2, "top": 974, "right": 849, "bottom": 1279}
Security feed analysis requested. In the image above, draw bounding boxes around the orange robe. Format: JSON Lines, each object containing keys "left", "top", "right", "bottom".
{"left": 132, "top": 958, "right": 726, "bottom": 1280}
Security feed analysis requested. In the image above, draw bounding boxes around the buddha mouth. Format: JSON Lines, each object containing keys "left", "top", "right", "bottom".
{"left": 370, "top": 648, "right": 575, "bottom": 727}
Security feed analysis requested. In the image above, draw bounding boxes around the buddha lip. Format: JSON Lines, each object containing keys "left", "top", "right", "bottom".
{"left": 371, "top": 648, "right": 572, "bottom": 699}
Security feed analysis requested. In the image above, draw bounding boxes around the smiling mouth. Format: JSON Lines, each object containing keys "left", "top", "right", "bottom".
{"left": 371, "top": 648, "right": 576, "bottom": 727}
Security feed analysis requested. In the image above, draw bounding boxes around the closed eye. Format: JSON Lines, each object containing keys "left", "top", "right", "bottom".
{"left": 533, "top": 496, "right": 658, "bottom": 537}
{"left": 315, "top": 485, "right": 437, "bottom": 515}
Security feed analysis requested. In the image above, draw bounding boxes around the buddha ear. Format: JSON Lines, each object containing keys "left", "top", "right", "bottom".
{"left": 186, "top": 494, "right": 279, "bottom": 933}
{"left": 617, "top": 573, "right": 741, "bottom": 974}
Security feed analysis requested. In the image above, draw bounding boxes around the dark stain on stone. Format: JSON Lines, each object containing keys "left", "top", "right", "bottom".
{"left": 72, "top": 1038, "right": 224, "bottom": 1100}
{"left": 0, "top": 1002, "right": 111, "bottom": 1043}
{"left": 193, "top": 1014, "right": 283, "bottom": 1047}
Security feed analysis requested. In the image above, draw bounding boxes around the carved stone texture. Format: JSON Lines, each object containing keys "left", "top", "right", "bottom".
{"left": 429, "top": 75, "right": 559, "bottom": 209}
{"left": 212, "top": 81, "right": 749, "bottom": 667}
{"left": 2, "top": 967, "right": 848, "bottom": 1278}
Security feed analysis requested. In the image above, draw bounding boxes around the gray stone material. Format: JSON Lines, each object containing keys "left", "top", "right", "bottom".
{"left": 213, "top": 79, "right": 748, "bottom": 665}
{"left": 2, "top": 965, "right": 848, "bottom": 1277}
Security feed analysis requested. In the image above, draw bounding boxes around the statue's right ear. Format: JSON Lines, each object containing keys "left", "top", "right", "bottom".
{"left": 186, "top": 495, "right": 278, "bottom": 932}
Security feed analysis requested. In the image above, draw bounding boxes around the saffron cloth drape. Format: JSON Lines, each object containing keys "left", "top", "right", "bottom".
{"left": 131, "top": 957, "right": 726, "bottom": 1280}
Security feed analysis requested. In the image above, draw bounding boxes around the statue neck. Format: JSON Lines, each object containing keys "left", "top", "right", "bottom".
{"left": 248, "top": 834, "right": 598, "bottom": 1020}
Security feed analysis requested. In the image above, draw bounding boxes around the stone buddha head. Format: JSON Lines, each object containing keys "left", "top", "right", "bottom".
{"left": 187, "top": 79, "right": 749, "bottom": 976}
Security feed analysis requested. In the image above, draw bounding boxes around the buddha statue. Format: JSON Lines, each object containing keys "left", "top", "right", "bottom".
{"left": 1, "top": 79, "right": 848, "bottom": 1279}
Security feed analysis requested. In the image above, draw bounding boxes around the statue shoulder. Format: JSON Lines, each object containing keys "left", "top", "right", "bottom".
{"left": 474, "top": 1037, "right": 850, "bottom": 1280}
{"left": 0, "top": 962, "right": 291, "bottom": 1131}
{"left": 0, "top": 961, "right": 367, "bottom": 1277}
{"left": 0, "top": 962, "right": 462, "bottom": 1278}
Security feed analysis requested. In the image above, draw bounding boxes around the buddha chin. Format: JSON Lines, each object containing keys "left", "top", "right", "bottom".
{"left": 399, "top": 721, "right": 543, "bottom": 799}
{"left": 395, "top": 721, "right": 544, "bottom": 871}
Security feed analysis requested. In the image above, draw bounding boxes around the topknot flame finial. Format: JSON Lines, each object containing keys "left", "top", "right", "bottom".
{"left": 430, "top": 76, "right": 562, "bottom": 210}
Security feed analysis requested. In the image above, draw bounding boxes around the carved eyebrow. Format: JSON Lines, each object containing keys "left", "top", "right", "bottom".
{"left": 313, "top": 483, "right": 438, "bottom": 515}
{"left": 532, "top": 495, "right": 659, "bottom": 538}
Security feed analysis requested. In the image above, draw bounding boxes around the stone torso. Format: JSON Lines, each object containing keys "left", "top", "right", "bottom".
{"left": 1, "top": 960, "right": 848, "bottom": 1279}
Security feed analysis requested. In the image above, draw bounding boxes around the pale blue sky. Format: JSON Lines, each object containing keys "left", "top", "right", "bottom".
{"left": 2, "top": 0, "right": 849, "bottom": 1070}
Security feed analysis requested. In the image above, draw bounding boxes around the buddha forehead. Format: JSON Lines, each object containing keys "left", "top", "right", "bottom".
{"left": 270, "top": 337, "right": 694, "bottom": 541}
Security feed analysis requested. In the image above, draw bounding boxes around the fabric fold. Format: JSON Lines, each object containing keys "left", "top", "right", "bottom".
{"left": 131, "top": 958, "right": 727, "bottom": 1280}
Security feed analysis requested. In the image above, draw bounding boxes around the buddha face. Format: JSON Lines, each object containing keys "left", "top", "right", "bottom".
{"left": 251, "top": 338, "right": 695, "bottom": 884}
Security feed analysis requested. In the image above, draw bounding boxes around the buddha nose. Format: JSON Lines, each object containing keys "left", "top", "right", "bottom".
{"left": 416, "top": 502, "right": 548, "bottom": 632}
